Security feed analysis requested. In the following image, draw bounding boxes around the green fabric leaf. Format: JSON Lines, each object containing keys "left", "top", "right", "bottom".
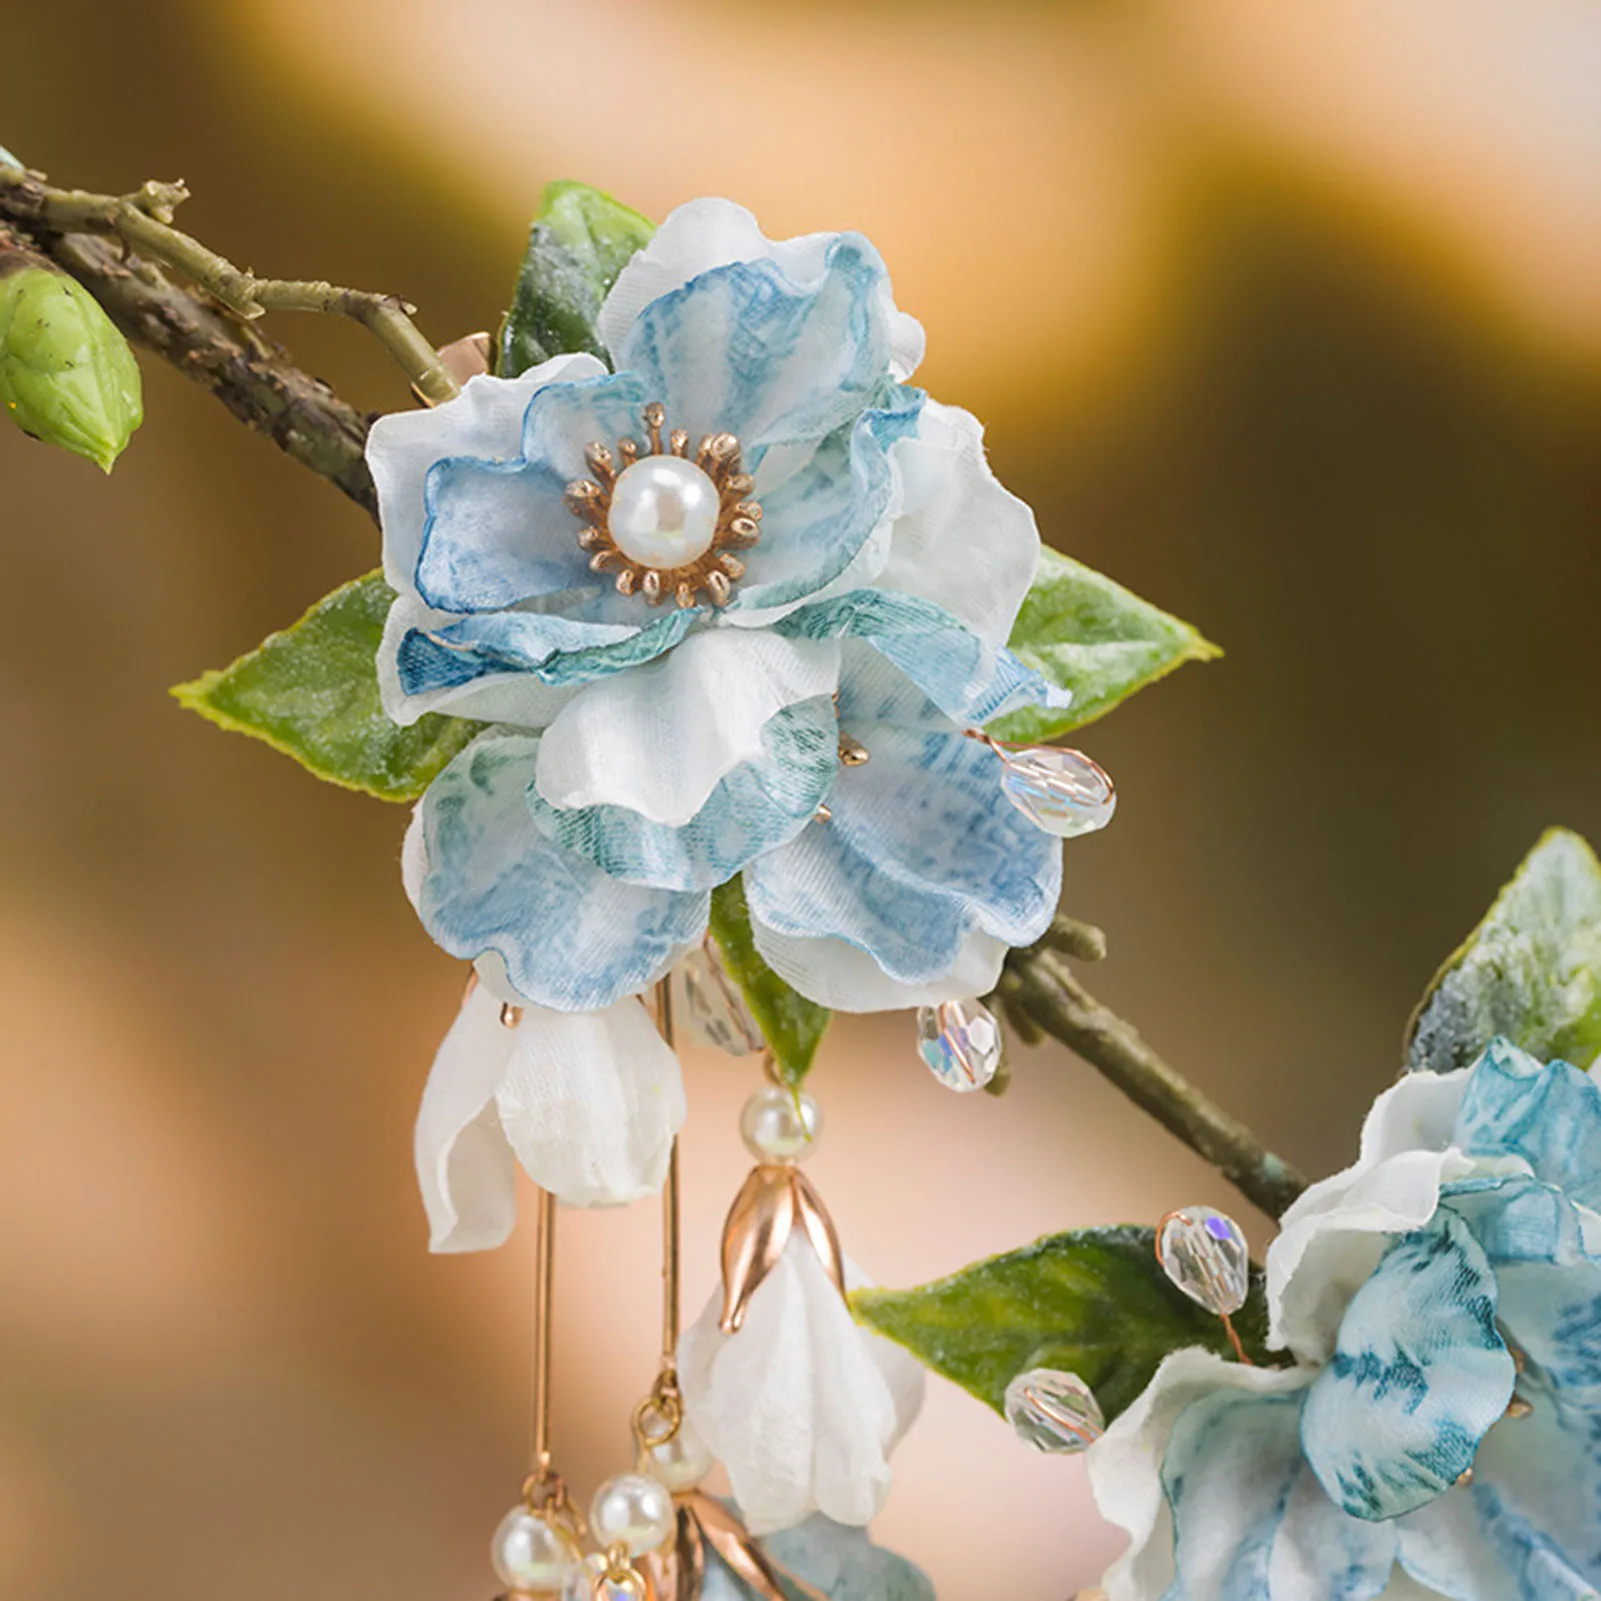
{"left": 0, "top": 261, "right": 141, "bottom": 471}
{"left": 1406, "top": 827, "right": 1601, "bottom": 1075}
{"left": 708, "top": 877, "right": 831, "bottom": 1085}
{"left": 498, "top": 180, "right": 655, "bottom": 374}
{"left": 988, "top": 548, "right": 1219, "bottom": 743}
{"left": 173, "top": 571, "right": 478, "bottom": 802}
{"left": 852, "top": 1224, "right": 1271, "bottom": 1425}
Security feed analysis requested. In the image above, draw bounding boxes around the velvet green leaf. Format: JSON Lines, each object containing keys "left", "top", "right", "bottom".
{"left": 852, "top": 1225, "right": 1271, "bottom": 1425}
{"left": 708, "top": 877, "right": 831, "bottom": 1085}
{"left": 173, "top": 571, "right": 478, "bottom": 802}
{"left": 498, "top": 180, "right": 655, "bottom": 374}
{"left": 1406, "top": 827, "right": 1601, "bottom": 1075}
{"left": 988, "top": 548, "right": 1219, "bottom": 743}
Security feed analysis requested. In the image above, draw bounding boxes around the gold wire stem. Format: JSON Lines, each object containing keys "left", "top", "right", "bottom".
{"left": 530, "top": 1185, "right": 557, "bottom": 1479}
{"left": 655, "top": 976, "right": 681, "bottom": 1369}
{"left": 1220, "top": 1311, "right": 1250, "bottom": 1365}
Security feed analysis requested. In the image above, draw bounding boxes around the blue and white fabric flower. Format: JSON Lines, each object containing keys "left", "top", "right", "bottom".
{"left": 373, "top": 199, "right": 1064, "bottom": 1018}
{"left": 1088, "top": 1038, "right": 1601, "bottom": 1600}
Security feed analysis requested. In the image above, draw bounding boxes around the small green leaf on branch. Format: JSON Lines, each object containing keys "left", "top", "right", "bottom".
{"left": 708, "top": 876, "right": 832, "bottom": 1086}
{"left": 0, "top": 250, "right": 141, "bottom": 470}
{"left": 1406, "top": 827, "right": 1601, "bottom": 1075}
{"left": 989, "top": 548, "right": 1219, "bottom": 743}
{"left": 853, "top": 1225, "right": 1272, "bottom": 1426}
{"left": 173, "top": 571, "right": 478, "bottom": 802}
{"left": 498, "top": 181, "right": 655, "bottom": 374}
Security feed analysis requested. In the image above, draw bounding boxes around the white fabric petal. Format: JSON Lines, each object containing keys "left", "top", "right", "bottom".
{"left": 1088, "top": 1349, "right": 1317, "bottom": 1601}
{"left": 874, "top": 400, "right": 1040, "bottom": 656}
{"left": 413, "top": 983, "right": 521, "bottom": 1253}
{"left": 534, "top": 630, "right": 841, "bottom": 825}
{"left": 493, "top": 994, "right": 685, "bottom": 1209}
{"left": 1268, "top": 1070, "right": 1472, "bottom": 1363}
{"left": 679, "top": 1241, "right": 924, "bottom": 1535}
{"left": 368, "top": 356, "right": 605, "bottom": 598}
{"left": 377, "top": 591, "right": 581, "bottom": 730}
{"left": 749, "top": 915, "right": 1008, "bottom": 1013}
{"left": 597, "top": 197, "right": 925, "bottom": 382}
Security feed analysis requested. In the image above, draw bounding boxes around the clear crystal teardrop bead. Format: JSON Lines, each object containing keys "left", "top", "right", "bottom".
{"left": 1157, "top": 1206, "right": 1251, "bottom": 1315}
{"left": 1004, "top": 1367, "right": 1106, "bottom": 1454}
{"left": 997, "top": 744, "right": 1116, "bottom": 838}
{"left": 916, "top": 998, "right": 1003, "bottom": 1092}
{"left": 678, "top": 941, "right": 763, "bottom": 1056}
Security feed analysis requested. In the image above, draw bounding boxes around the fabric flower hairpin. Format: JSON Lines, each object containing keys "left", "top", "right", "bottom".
{"left": 124, "top": 155, "right": 1210, "bottom": 1597}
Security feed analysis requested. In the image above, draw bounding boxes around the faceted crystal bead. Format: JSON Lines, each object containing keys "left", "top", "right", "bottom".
{"left": 1003, "top": 1367, "right": 1106, "bottom": 1454}
{"left": 678, "top": 942, "right": 763, "bottom": 1056}
{"left": 916, "top": 999, "right": 1003, "bottom": 1092}
{"left": 997, "top": 744, "right": 1116, "bottom": 838}
{"left": 1158, "top": 1206, "right": 1251, "bottom": 1316}
{"left": 563, "top": 1553, "right": 644, "bottom": 1601}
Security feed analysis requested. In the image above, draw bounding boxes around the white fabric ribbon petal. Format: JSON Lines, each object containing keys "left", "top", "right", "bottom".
{"left": 679, "top": 1240, "right": 924, "bottom": 1535}
{"left": 414, "top": 985, "right": 686, "bottom": 1249}
{"left": 368, "top": 356, "right": 605, "bottom": 598}
{"left": 1268, "top": 1069, "right": 1472, "bottom": 1363}
{"left": 598, "top": 197, "right": 925, "bottom": 383}
{"left": 534, "top": 629, "right": 840, "bottom": 825}
{"left": 875, "top": 399, "right": 1040, "bottom": 656}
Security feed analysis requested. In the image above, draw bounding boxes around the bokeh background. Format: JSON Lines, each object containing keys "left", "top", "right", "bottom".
{"left": 4, "top": 1, "right": 1600, "bottom": 1596}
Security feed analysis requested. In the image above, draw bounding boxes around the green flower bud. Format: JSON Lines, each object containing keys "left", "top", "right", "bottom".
{"left": 0, "top": 258, "right": 142, "bottom": 471}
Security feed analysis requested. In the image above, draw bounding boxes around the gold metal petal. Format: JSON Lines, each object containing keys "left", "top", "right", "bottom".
{"left": 643, "top": 401, "right": 666, "bottom": 455}
{"left": 726, "top": 517, "right": 760, "bottom": 544}
{"left": 589, "top": 550, "right": 620, "bottom": 572}
{"left": 723, "top": 472, "right": 754, "bottom": 496}
{"left": 642, "top": 570, "right": 664, "bottom": 604}
{"left": 719, "top": 1165, "right": 797, "bottom": 1334}
{"left": 732, "top": 501, "right": 763, "bottom": 523}
{"left": 716, "top": 554, "right": 746, "bottom": 579}
{"left": 837, "top": 733, "right": 870, "bottom": 767}
{"left": 584, "top": 441, "right": 616, "bottom": 483}
{"left": 675, "top": 581, "right": 696, "bottom": 610}
{"left": 705, "top": 572, "right": 732, "bottom": 607}
{"left": 688, "top": 1496, "right": 829, "bottom": 1601}
{"left": 670, "top": 428, "right": 689, "bottom": 457}
{"left": 615, "top": 569, "right": 637, "bottom": 596}
{"left": 789, "top": 1168, "right": 847, "bottom": 1302}
{"left": 619, "top": 436, "right": 640, "bottom": 466}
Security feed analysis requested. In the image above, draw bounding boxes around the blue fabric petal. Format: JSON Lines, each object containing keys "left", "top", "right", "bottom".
{"left": 1454, "top": 1037, "right": 1601, "bottom": 1211}
{"left": 396, "top": 609, "right": 694, "bottom": 698}
{"left": 526, "top": 697, "right": 838, "bottom": 892}
{"left": 730, "top": 387, "right": 922, "bottom": 618}
{"left": 416, "top": 454, "right": 590, "bottom": 613}
{"left": 1301, "top": 1210, "right": 1514, "bottom": 1522}
{"left": 744, "top": 650, "right": 1060, "bottom": 983}
{"left": 756, "top": 1514, "right": 935, "bottom": 1601}
{"left": 777, "top": 589, "right": 1065, "bottom": 724}
{"left": 414, "top": 734, "right": 708, "bottom": 1011}
{"left": 618, "top": 240, "right": 895, "bottom": 450}
{"left": 1435, "top": 1175, "right": 1601, "bottom": 1592}
{"left": 1162, "top": 1382, "right": 1397, "bottom": 1600}
{"left": 518, "top": 367, "right": 655, "bottom": 480}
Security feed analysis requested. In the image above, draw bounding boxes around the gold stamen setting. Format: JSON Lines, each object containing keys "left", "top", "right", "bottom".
{"left": 563, "top": 404, "right": 762, "bottom": 610}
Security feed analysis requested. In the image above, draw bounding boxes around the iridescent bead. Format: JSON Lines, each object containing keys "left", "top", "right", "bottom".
{"left": 916, "top": 998, "right": 1003, "bottom": 1092}
{"left": 589, "top": 1471, "right": 675, "bottom": 1557}
{"left": 1158, "top": 1206, "right": 1251, "bottom": 1316}
{"left": 739, "top": 1084, "right": 822, "bottom": 1163}
{"left": 996, "top": 744, "right": 1116, "bottom": 838}
{"left": 1003, "top": 1367, "right": 1106, "bottom": 1454}
{"left": 679, "top": 943, "right": 762, "bottom": 1056}
{"left": 489, "top": 1506, "right": 582, "bottom": 1592}
{"left": 563, "top": 1553, "right": 643, "bottom": 1601}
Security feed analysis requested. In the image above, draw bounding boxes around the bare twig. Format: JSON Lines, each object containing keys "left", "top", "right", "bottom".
{"left": 0, "top": 168, "right": 460, "bottom": 407}
{"left": 998, "top": 924, "right": 1307, "bottom": 1218}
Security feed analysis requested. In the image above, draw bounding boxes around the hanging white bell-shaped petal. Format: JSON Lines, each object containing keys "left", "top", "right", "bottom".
{"left": 679, "top": 1238, "right": 924, "bottom": 1535}
{"left": 414, "top": 985, "right": 686, "bottom": 1250}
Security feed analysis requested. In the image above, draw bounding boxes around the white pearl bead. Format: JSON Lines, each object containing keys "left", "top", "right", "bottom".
{"left": 490, "top": 1506, "right": 581, "bottom": 1591}
{"left": 644, "top": 1418, "right": 716, "bottom": 1493}
{"left": 740, "top": 1085, "right": 822, "bottom": 1163}
{"left": 607, "top": 456, "right": 720, "bottom": 570}
{"left": 589, "top": 1471, "right": 676, "bottom": 1557}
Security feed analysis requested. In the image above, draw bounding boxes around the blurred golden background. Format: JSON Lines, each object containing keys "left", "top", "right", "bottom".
{"left": 3, "top": 1, "right": 1600, "bottom": 1596}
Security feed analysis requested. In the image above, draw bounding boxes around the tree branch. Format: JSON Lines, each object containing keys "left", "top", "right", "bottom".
{"left": 996, "top": 927, "right": 1308, "bottom": 1219}
{"left": 0, "top": 169, "right": 459, "bottom": 406}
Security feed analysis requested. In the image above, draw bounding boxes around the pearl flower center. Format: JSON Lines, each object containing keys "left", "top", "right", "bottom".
{"left": 607, "top": 455, "right": 721, "bottom": 570}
